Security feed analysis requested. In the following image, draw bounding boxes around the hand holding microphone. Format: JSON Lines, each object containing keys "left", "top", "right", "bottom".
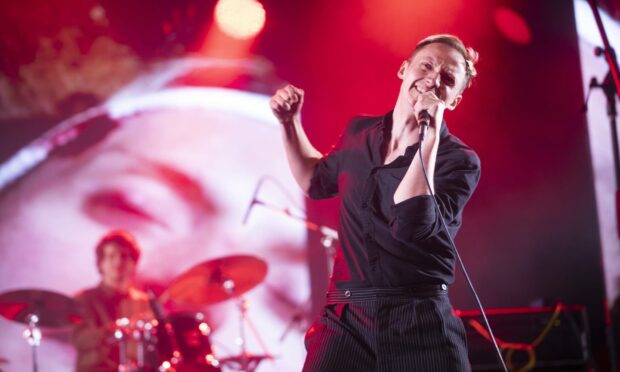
{"left": 414, "top": 90, "right": 445, "bottom": 142}
{"left": 417, "top": 110, "right": 431, "bottom": 142}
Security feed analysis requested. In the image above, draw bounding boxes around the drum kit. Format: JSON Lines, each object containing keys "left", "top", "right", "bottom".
{"left": 0, "top": 255, "right": 277, "bottom": 372}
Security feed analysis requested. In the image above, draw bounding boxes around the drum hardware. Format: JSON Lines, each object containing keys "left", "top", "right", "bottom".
{"left": 112, "top": 316, "right": 167, "bottom": 372}
{"left": 161, "top": 255, "right": 272, "bottom": 372}
{"left": 0, "top": 289, "right": 83, "bottom": 372}
{"left": 161, "top": 255, "right": 268, "bottom": 306}
{"left": 218, "top": 354, "right": 273, "bottom": 372}
{"left": 113, "top": 317, "right": 130, "bottom": 372}
{"left": 0, "top": 254, "right": 275, "bottom": 372}
{"left": 23, "top": 314, "right": 41, "bottom": 372}
{"left": 222, "top": 280, "right": 273, "bottom": 372}
{"left": 159, "top": 311, "right": 220, "bottom": 371}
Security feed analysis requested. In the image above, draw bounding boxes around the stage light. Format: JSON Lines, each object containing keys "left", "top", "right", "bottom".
{"left": 494, "top": 6, "right": 532, "bottom": 45}
{"left": 214, "top": 0, "right": 266, "bottom": 39}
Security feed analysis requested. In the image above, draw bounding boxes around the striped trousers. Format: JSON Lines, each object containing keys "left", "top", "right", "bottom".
{"left": 302, "top": 287, "right": 471, "bottom": 372}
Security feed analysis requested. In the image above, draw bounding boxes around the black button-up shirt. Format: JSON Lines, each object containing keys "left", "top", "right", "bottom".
{"left": 309, "top": 112, "right": 481, "bottom": 289}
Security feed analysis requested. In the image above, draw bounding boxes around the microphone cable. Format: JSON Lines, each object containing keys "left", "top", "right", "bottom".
{"left": 417, "top": 125, "right": 508, "bottom": 372}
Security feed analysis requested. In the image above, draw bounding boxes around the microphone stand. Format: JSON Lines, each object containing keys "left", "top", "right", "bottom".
{"left": 241, "top": 176, "right": 338, "bottom": 253}
{"left": 585, "top": 1, "right": 619, "bottom": 370}
{"left": 245, "top": 198, "right": 337, "bottom": 250}
{"left": 241, "top": 177, "right": 339, "bottom": 349}
{"left": 587, "top": 3, "right": 620, "bottom": 233}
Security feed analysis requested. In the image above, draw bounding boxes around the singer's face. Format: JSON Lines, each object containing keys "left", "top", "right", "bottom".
{"left": 0, "top": 94, "right": 310, "bottom": 370}
{"left": 398, "top": 42, "right": 466, "bottom": 111}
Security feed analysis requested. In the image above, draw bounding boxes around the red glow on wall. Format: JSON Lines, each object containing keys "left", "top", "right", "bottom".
{"left": 199, "top": 22, "right": 254, "bottom": 58}
{"left": 494, "top": 7, "right": 532, "bottom": 45}
{"left": 361, "top": 0, "right": 464, "bottom": 56}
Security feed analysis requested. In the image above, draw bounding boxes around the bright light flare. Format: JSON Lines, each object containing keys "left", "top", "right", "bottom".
{"left": 215, "top": 0, "right": 266, "bottom": 39}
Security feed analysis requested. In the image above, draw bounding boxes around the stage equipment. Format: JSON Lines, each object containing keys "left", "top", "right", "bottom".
{"left": 0, "top": 289, "right": 83, "bottom": 372}
{"left": 457, "top": 303, "right": 590, "bottom": 371}
{"left": 162, "top": 255, "right": 267, "bottom": 306}
{"left": 161, "top": 254, "right": 272, "bottom": 371}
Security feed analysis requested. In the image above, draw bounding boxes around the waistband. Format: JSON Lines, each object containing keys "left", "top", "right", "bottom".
{"left": 326, "top": 284, "right": 448, "bottom": 304}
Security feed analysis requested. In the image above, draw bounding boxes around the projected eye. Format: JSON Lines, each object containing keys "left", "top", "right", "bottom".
{"left": 82, "top": 172, "right": 213, "bottom": 236}
{"left": 77, "top": 147, "right": 219, "bottom": 235}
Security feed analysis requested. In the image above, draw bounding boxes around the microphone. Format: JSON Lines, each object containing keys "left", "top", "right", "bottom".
{"left": 418, "top": 110, "right": 431, "bottom": 142}
{"left": 242, "top": 178, "right": 264, "bottom": 224}
{"left": 147, "top": 288, "right": 184, "bottom": 362}
{"left": 146, "top": 288, "right": 165, "bottom": 321}
{"left": 242, "top": 198, "right": 257, "bottom": 225}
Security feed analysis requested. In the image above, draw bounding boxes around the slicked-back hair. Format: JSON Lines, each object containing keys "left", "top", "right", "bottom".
{"left": 411, "top": 34, "right": 479, "bottom": 91}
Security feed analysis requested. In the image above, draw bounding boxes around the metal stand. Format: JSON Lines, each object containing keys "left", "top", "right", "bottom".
{"left": 222, "top": 279, "right": 271, "bottom": 372}
{"left": 114, "top": 317, "right": 130, "bottom": 372}
{"left": 585, "top": 1, "right": 620, "bottom": 370}
{"left": 23, "top": 314, "right": 41, "bottom": 372}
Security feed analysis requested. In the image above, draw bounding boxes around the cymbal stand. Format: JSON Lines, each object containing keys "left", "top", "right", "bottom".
{"left": 223, "top": 279, "right": 269, "bottom": 372}
{"left": 114, "top": 317, "right": 130, "bottom": 372}
{"left": 133, "top": 319, "right": 149, "bottom": 369}
{"left": 23, "top": 314, "right": 41, "bottom": 372}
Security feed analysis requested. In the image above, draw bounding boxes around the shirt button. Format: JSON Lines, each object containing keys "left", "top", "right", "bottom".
{"left": 344, "top": 290, "right": 351, "bottom": 298}
{"left": 441, "top": 284, "right": 448, "bottom": 291}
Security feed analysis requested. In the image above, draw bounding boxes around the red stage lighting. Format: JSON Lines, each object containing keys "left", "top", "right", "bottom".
{"left": 214, "top": 0, "right": 266, "bottom": 40}
{"left": 494, "top": 6, "right": 532, "bottom": 45}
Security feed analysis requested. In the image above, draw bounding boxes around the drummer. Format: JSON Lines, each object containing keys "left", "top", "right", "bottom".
{"left": 71, "top": 230, "right": 153, "bottom": 371}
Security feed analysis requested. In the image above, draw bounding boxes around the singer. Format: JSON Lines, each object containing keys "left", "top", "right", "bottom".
{"left": 71, "top": 230, "right": 153, "bottom": 371}
{"left": 271, "top": 34, "right": 481, "bottom": 371}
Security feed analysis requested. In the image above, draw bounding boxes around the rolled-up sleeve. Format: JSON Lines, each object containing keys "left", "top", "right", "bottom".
{"left": 389, "top": 149, "right": 481, "bottom": 241}
{"left": 308, "top": 150, "right": 341, "bottom": 200}
{"left": 308, "top": 118, "right": 362, "bottom": 200}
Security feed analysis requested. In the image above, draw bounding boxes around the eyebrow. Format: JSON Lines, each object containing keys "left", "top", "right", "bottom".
{"left": 142, "top": 158, "right": 217, "bottom": 215}
{"left": 107, "top": 146, "right": 218, "bottom": 216}
{"left": 419, "top": 56, "right": 459, "bottom": 71}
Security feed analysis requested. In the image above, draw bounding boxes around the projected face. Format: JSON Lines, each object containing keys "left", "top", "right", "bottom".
{"left": 0, "top": 88, "right": 310, "bottom": 372}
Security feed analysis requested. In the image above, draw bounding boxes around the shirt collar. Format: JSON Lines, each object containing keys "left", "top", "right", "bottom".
{"left": 374, "top": 111, "right": 450, "bottom": 161}
{"left": 378, "top": 110, "right": 450, "bottom": 138}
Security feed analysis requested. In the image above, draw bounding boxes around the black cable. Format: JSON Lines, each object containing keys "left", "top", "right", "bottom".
{"left": 416, "top": 133, "right": 508, "bottom": 372}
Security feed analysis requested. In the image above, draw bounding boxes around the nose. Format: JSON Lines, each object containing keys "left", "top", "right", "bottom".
{"left": 422, "top": 71, "right": 441, "bottom": 90}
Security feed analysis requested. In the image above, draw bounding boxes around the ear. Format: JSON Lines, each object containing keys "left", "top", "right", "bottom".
{"left": 447, "top": 95, "right": 463, "bottom": 111}
{"left": 397, "top": 60, "right": 409, "bottom": 79}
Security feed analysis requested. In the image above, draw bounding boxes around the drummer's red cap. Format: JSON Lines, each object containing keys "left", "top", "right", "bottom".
{"left": 95, "top": 230, "right": 141, "bottom": 265}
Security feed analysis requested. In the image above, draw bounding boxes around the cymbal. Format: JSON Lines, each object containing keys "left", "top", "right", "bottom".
{"left": 0, "top": 289, "right": 83, "bottom": 328}
{"left": 164, "top": 255, "right": 267, "bottom": 305}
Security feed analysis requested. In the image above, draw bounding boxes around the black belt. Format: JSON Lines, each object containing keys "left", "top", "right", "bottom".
{"left": 326, "top": 284, "right": 448, "bottom": 304}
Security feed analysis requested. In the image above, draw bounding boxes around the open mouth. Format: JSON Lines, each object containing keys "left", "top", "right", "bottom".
{"left": 413, "top": 84, "right": 424, "bottom": 94}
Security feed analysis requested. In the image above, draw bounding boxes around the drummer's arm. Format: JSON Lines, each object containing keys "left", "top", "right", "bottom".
{"left": 70, "top": 297, "right": 111, "bottom": 351}
{"left": 71, "top": 318, "right": 109, "bottom": 350}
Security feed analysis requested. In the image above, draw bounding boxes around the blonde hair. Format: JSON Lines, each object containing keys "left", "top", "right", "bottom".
{"left": 411, "top": 34, "right": 479, "bottom": 90}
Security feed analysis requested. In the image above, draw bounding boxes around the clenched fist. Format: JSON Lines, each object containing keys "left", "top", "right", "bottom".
{"left": 270, "top": 84, "right": 304, "bottom": 125}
